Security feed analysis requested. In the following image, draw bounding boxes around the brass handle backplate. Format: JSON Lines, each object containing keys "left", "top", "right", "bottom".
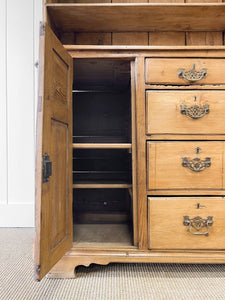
{"left": 180, "top": 104, "right": 209, "bottom": 119}
{"left": 183, "top": 216, "right": 213, "bottom": 236}
{"left": 178, "top": 64, "right": 207, "bottom": 82}
{"left": 182, "top": 157, "right": 211, "bottom": 172}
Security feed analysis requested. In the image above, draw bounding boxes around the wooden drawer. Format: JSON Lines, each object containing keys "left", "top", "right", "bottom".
{"left": 146, "top": 91, "right": 225, "bottom": 135}
{"left": 148, "top": 197, "right": 225, "bottom": 250}
{"left": 147, "top": 141, "right": 225, "bottom": 191}
{"left": 145, "top": 58, "right": 225, "bottom": 85}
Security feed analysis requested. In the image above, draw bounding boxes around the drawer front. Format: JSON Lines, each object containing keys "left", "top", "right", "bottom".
{"left": 147, "top": 141, "right": 225, "bottom": 190}
{"left": 146, "top": 91, "right": 225, "bottom": 135}
{"left": 148, "top": 197, "right": 225, "bottom": 250}
{"left": 146, "top": 59, "right": 225, "bottom": 85}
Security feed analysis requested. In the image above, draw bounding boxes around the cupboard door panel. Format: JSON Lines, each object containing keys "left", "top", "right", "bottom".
{"left": 35, "top": 23, "right": 73, "bottom": 281}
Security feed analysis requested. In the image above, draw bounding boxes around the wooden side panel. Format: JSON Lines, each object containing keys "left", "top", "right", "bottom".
{"left": 147, "top": 142, "right": 224, "bottom": 190}
{"left": 146, "top": 91, "right": 225, "bottom": 135}
{"left": 148, "top": 197, "right": 225, "bottom": 250}
{"left": 75, "top": 32, "right": 112, "bottom": 45}
{"left": 35, "top": 24, "right": 73, "bottom": 281}
{"left": 131, "top": 61, "right": 138, "bottom": 246}
{"left": 112, "top": 32, "right": 148, "bottom": 45}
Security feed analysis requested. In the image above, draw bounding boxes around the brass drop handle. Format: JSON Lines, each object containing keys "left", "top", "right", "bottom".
{"left": 182, "top": 157, "right": 211, "bottom": 172}
{"left": 178, "top": 64, "right": 207, "bottom": 82}
{"left": 180, "top": 104, "right": 209, "bottom": 119}
{"left": 183, "top": 216, "right": 213, "bottom": 236}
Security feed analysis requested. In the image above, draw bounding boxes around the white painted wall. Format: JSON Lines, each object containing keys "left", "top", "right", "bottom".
{"left": 0, "top": 0, "right": 42, "bottom": 227}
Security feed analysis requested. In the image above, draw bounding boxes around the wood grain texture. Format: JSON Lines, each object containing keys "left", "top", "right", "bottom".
{"left": 47, "top": 0, "right": 111, "bottom": 2}
{"left": 60, "top": 32, "right": 75, "bottom": 44}
{"left": 185, "top": 0, "right": 223, "bottom": 45}
{"left": 148, "top": 190, "right": 225, "bottom": 196}
{"left": 147, "top": 141, "right": 225, "bottom": 191}
{"left": 34, "top": 23, "right": 73, "bottom": 281}
{"left": 66, "top": 46, "right": 225, "bottom": 60}
{"left": 186, "top": 32, "right": 223, "bottom": 46}
{"left": 131, "top": 61, "right": 138, "bottom": 246}
{"left": 148, "top": 0, "right": 185, "bottom": 45}
{"left": 148, "top": 197, "right": 225, "bottom": 250}
{"left": 112, "top": 0, "right": 148, "bottom": 3}
{"left": 186, "top": 0, "right": 222, "bottom": 3}
{"left": 146, "top": 84, "right": 225, "bottom": 90}
{"left": 112, "top": 32, "right": 148, "bottom": 45}
{"left": 72, "top": 0, "right": 111, "bottom": 2}
{"left": 75, "top": 32, "right": 112, "bottom": 45}
{"left": 135, "top": 57, "right": 148, "bottom": 249}
{"left": 40, "top": 0, "right": 225, "bottom": 275}
{"left": 48, "top": 248, "right": 225, "bottom": 279}
{"left": 146, "top": 58, "right": 225, "bottom": 85}
{"left": 146, "top": 91, "right": 225, "bottom": 135}
{"left": 47, "top": 4, "right": 225, "bottom": 32}
{"left": 149, "top": 0, "right": 184, "bottom": 2}
{"left": 147, "top": 134, "right": 225, "bottom": 141}
{"left": 149, "top": 32, "right": 185, "bottom": 46}
{"left": 73, "top": 143, "right": 132, "bottom": 149}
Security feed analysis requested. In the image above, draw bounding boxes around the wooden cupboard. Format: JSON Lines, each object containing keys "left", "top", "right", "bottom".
{"left": 35, "top": 1, "right": 225, "bottom": 280}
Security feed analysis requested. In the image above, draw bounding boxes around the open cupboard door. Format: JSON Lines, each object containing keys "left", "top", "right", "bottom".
{"left": 34, "top": 23, "right": 73, "bottom": 280}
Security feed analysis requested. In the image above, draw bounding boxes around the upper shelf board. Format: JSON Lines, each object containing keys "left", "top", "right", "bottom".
{"left": 47, "top": 3, "right": 225, "bottom": 32}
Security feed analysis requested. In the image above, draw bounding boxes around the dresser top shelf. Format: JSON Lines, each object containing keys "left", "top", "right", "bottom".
{"left": 47, "top": 3, "right": 225, "bottom": 32}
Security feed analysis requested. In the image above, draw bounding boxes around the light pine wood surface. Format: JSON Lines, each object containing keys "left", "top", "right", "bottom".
{"left": 46, "top": 4, "right": 225, "bottom": 32}
{"left": 147, "top": 141, "right": 225, "bottom": 190}
{"left": 146, "top": 91, "right": 225, "bottom": 135}
{"left": 35, "top": 24, "right": 73, "bottom": 281}
{"left": 36, "top": 0, "right": 225, "bottom": 280}
{"left": 148, "top": 197, "right": 225, "bottom": 250}
{"left": 146, "top": 58, "right": 225, "bottom": 85}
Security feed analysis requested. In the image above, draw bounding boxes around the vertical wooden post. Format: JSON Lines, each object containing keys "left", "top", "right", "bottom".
{"left": 135, "top": 57, "right": 148, "bottom": 249}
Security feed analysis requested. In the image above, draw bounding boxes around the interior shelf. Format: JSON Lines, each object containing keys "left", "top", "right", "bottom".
{"left": 73, "top": 182, "right": 132, "bottom": 189}
{"left": 73, "top": 143, "right": 132, "bottom": 149}
{"left": 47, "top": 3, "right": 225, "bottom": 32}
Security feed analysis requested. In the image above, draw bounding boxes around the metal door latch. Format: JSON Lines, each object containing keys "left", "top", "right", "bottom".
{"left": 42, "top": 154, "right": 52, "bottom": 183}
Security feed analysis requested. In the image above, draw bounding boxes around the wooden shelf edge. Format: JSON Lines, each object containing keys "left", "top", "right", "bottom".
{"left": 73, "top": 183, "right": 132, "bottom": 189}
{"left": 65, "top": 45, "right": 225, "bottom": 51}
{"left": 47, "top": 4, "right": 225, "bottom": 32}
{"left": 73, "top": 143, "right": 132, "bottom": 149}
{"left": 46, "top": 3, "right": 225, "bottom": 7}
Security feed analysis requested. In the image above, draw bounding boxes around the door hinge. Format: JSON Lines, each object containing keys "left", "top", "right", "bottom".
{"left": 40, "top": 23, "right": 45, "bottom": 36}
{"left": 42, "top": 154, "right": 52, "bottom": 183}
{"left": 35, "top": 264, "right": 41, "bottom": 276}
